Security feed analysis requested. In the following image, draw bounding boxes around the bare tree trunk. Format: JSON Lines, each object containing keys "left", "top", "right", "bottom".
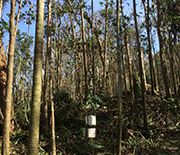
{"left": 69, "top": 14, "right": 82, "bottom": 102}
{"left": 120, "top": 0, "right": 135, "bottom": 109}
{"left": 53, "top": 1, "right": 59, "bottom": 93}
{"left": 103, "top": 0, "right": 108, "bottom": 93}
{"left": 28, "top": 0, "right": 44, "bottom": 154}
{"left": 133, "top": 0, "right": 148, "bottom": 131}
{"left": 168, "top": 30, "right": 177, "bottom": 95}
{"left": 156, "top": 0, "right": 171, "bottom": 98}
{"left": 2, "top": 0, "right": 22, "bottom": 154}
{"left": 47, "top": 0, "right": 56, "bottom": 154}
{"left": 116, "top": 0, "right": 123, "bottom": 154}
{"left": 142, "top": 0, "right": 157, "bottom": 94}
{"left": 0, "top": 38, "right": 6, "bottom": 119}
{"left": 91, "top": 0, "right": 95, "bottom": 95}
{"left": 80, "top": 0, "right": 88, "bottom": 97}
{"left": 42, "top": 45, "right": 49, "bottom": 133}
{"left": 122, "top": 50, "right": 128, "bottom": 109}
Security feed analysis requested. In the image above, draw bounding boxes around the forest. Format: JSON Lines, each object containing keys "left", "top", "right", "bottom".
{"left": 0, "top": 0, "right": 180, "bottom": 154}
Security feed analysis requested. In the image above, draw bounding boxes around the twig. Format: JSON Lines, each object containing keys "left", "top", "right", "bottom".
{"left": 38, "top": 145, "right": 46, "bottom": 152}
{"left": 128, "top": 129, "right": 151, "bottom": 144}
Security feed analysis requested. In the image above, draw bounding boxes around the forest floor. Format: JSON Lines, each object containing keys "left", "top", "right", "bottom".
{"left": 0, "top": 92, "right": 180, "bottom": 154}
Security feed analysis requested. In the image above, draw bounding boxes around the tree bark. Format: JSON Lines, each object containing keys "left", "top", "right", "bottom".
{"left": 47, "top": 0, "right": 56, "bottom": 154}
{"left": 2, "top": 0, "right": 22, "bottom": 154}
{"left": 133, "top": 0, "right": 148, "bottom": 131}
{"left": 103, "top": 0, "right": 108, "bottom": 93}
{"left": 156, "top": 0, "right": 171, "bottom": 98}
{"left": 168, "top": 30, "right": 177, "bottom": 95}
{"left": 91, "top": 0, "right": 95, "bottom": 95}
{"left": 28, "top": 0, "right": 44, "bottom": 154}
{"left": 120, "top": 0, "right": 135, "bottom": 109}
{"left": 116, "top": 0, "right": 123, "bottom": 154}
{"left": 80, "top": 0, "right": 88, "bottom": 97}
{"left": 142, "top": 0, "right": 157, "bottom": 95}
{"left": 42, "top": 39, "right": 49, "bottom": 134}
{"left": 0, "top": 38, "right": 6, "bottom": 119}
{"left": 69, "top": 14, "right": 83, "bottom": 102}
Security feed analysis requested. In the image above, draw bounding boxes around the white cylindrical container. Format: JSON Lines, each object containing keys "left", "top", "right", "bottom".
{"left": 87, "top": 128, "right": 96, "bottom": 138}
{"left": 88, "top": 115, "right": 96, "bottom": 125}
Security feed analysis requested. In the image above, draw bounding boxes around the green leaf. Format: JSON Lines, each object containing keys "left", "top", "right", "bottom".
{"left": 100, "top": 1, "right": 104, "bottom": 5}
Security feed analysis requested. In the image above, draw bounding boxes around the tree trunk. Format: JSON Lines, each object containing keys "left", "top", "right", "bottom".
{"left": 156, "top": 0, "right": 171, "bottom": 98}
{"left": 116, "top": 0, "right": 123, "bottom": 154}
{"left": 0, "top": 0, "right": 2, "bottom": 20}
{"left": 142, "top": 0, "right": 157, "bottom": 95}
{"left": 122, "top": 49, "right": 128, "bottom": 109}
{"left": 133, "top": 0, "right": 148, "bottom": 131}
{"left": 47, "top": 0, "right": 56, "bottom": 154}
{"left": 103, "top": 0, "right": 108, "bottom": 93}
{"left": 0, "top": 38, "right": 6, "bottom": 119}
{"left": 91, "top": 0, "right": 95, "bottom": 95}
{"left": 120, "top": 0, "right": 135, "bottom": 109}
{"left": 168, "top": 30, "right": 177, "bottom": 95}
{"left": 28, "top": 0, "right": 44, "bottom": 154}
{"left": 42, "top": 50, "right": 49, "bottom": 133}
{"left": 69, "top": 14, "right": 82, "bottom": 102}
{"left": 80, "top": 0, "right": 88, "bottom": 97}
{"left": 2, "top": 0, "right": 22, "bottom": 153}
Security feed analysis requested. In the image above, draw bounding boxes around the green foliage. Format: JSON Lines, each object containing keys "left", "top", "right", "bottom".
{"left": 11, "top": 130, "right": 27, "bottom": 145}
{"left": 0, "top": 18, "right": 9, "bottom": 36}
{"left": 99, "top": 1, "right": 104, "bottom": 5}
{"left": 84, "top": 94, "right": 102, "bottom": 110}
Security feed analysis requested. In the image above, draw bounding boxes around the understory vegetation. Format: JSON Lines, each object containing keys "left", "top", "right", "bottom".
{"left": 1, "top": 89, "right": 179, "bottom": 155}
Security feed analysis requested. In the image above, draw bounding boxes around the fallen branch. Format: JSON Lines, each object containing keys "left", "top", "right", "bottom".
{"left": 128, "top": 129, "right": 151, "bottom": 144}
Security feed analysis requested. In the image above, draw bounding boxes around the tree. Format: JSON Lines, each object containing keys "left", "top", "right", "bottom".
{"left": 27, "top": 0, "right": 44, "bottom": 154}
{"left": 156, "top": 0, "right": 171, "bottom": 98}
{"left": 80, "top": 0, "right": 88, "bottom": 97}
{"left": 120, "top": 0, "right": 135, "bottom": 109}
{"left": 133, "top": 0, "right": 148, "bottom": 131}
{"left": 116, "top": 0, "right": 123, "bottom": 154}
{"left": 142, "top": 0, "right": 157, "bottom": 95}
{"left": 0, "top": 36, "right": 6, "bottom": 119}
{"left": 42, "top": 20, "right": 49, "bottom": 134}
{"left": 2, "top": 0, "right": 22, "bottom": 154}
{"left": 103, "top": 0, "right": 108, "bottom": 93}
{"left": 0, "top": 0, "right": 5, "bottom": 119}
{"left": 91, "top": 0, "right": 95, "bottom": 95}
{"left": 47, "top": 0, "right": 56, "bottom": 153}
{"left": 165, "top": 0, "right": 178, "bottom": 96}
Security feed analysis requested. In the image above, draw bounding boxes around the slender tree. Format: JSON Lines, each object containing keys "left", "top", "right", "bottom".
{"left": 103, "top": 0, "right": 108, "bottom": 92}
{"left": 142, "top": 0, "right": 157, "bottom": 94}
{"left": 120, "top": 0, "right": 135, "bottom": 109}
{"left": 116, "top": 0, "right": 123, "bottom": 154}
{"left": 156, "top": 0, "right": 171, "bottom": 98}
{"left": 47, "top": 0, "right": 56, "bottom": 153}
{"left": 91, "top": 0, "right": 95, "bottom": 95}
{"left": 2, "top": 0, "right": 22, "bottom": 154}
{"left": 42, "top": 38, "right": 49, "bottom": 132}
{"left": 133, "top": 0, "right": 148, "bottom": 131}
{"left": 80, "top": 0, "right": 88, "bottom": 97}
{"left": 168, "top": 28, "right": 177, "bottom": 95}
{"left": 28, "top": 0, "right": 44, "bottom": 154}
{"left": 0, "top": 0, "right": 5, "bottom": 119}
{"left": 0, "top": 38, "right": 6, "bottom": 120}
